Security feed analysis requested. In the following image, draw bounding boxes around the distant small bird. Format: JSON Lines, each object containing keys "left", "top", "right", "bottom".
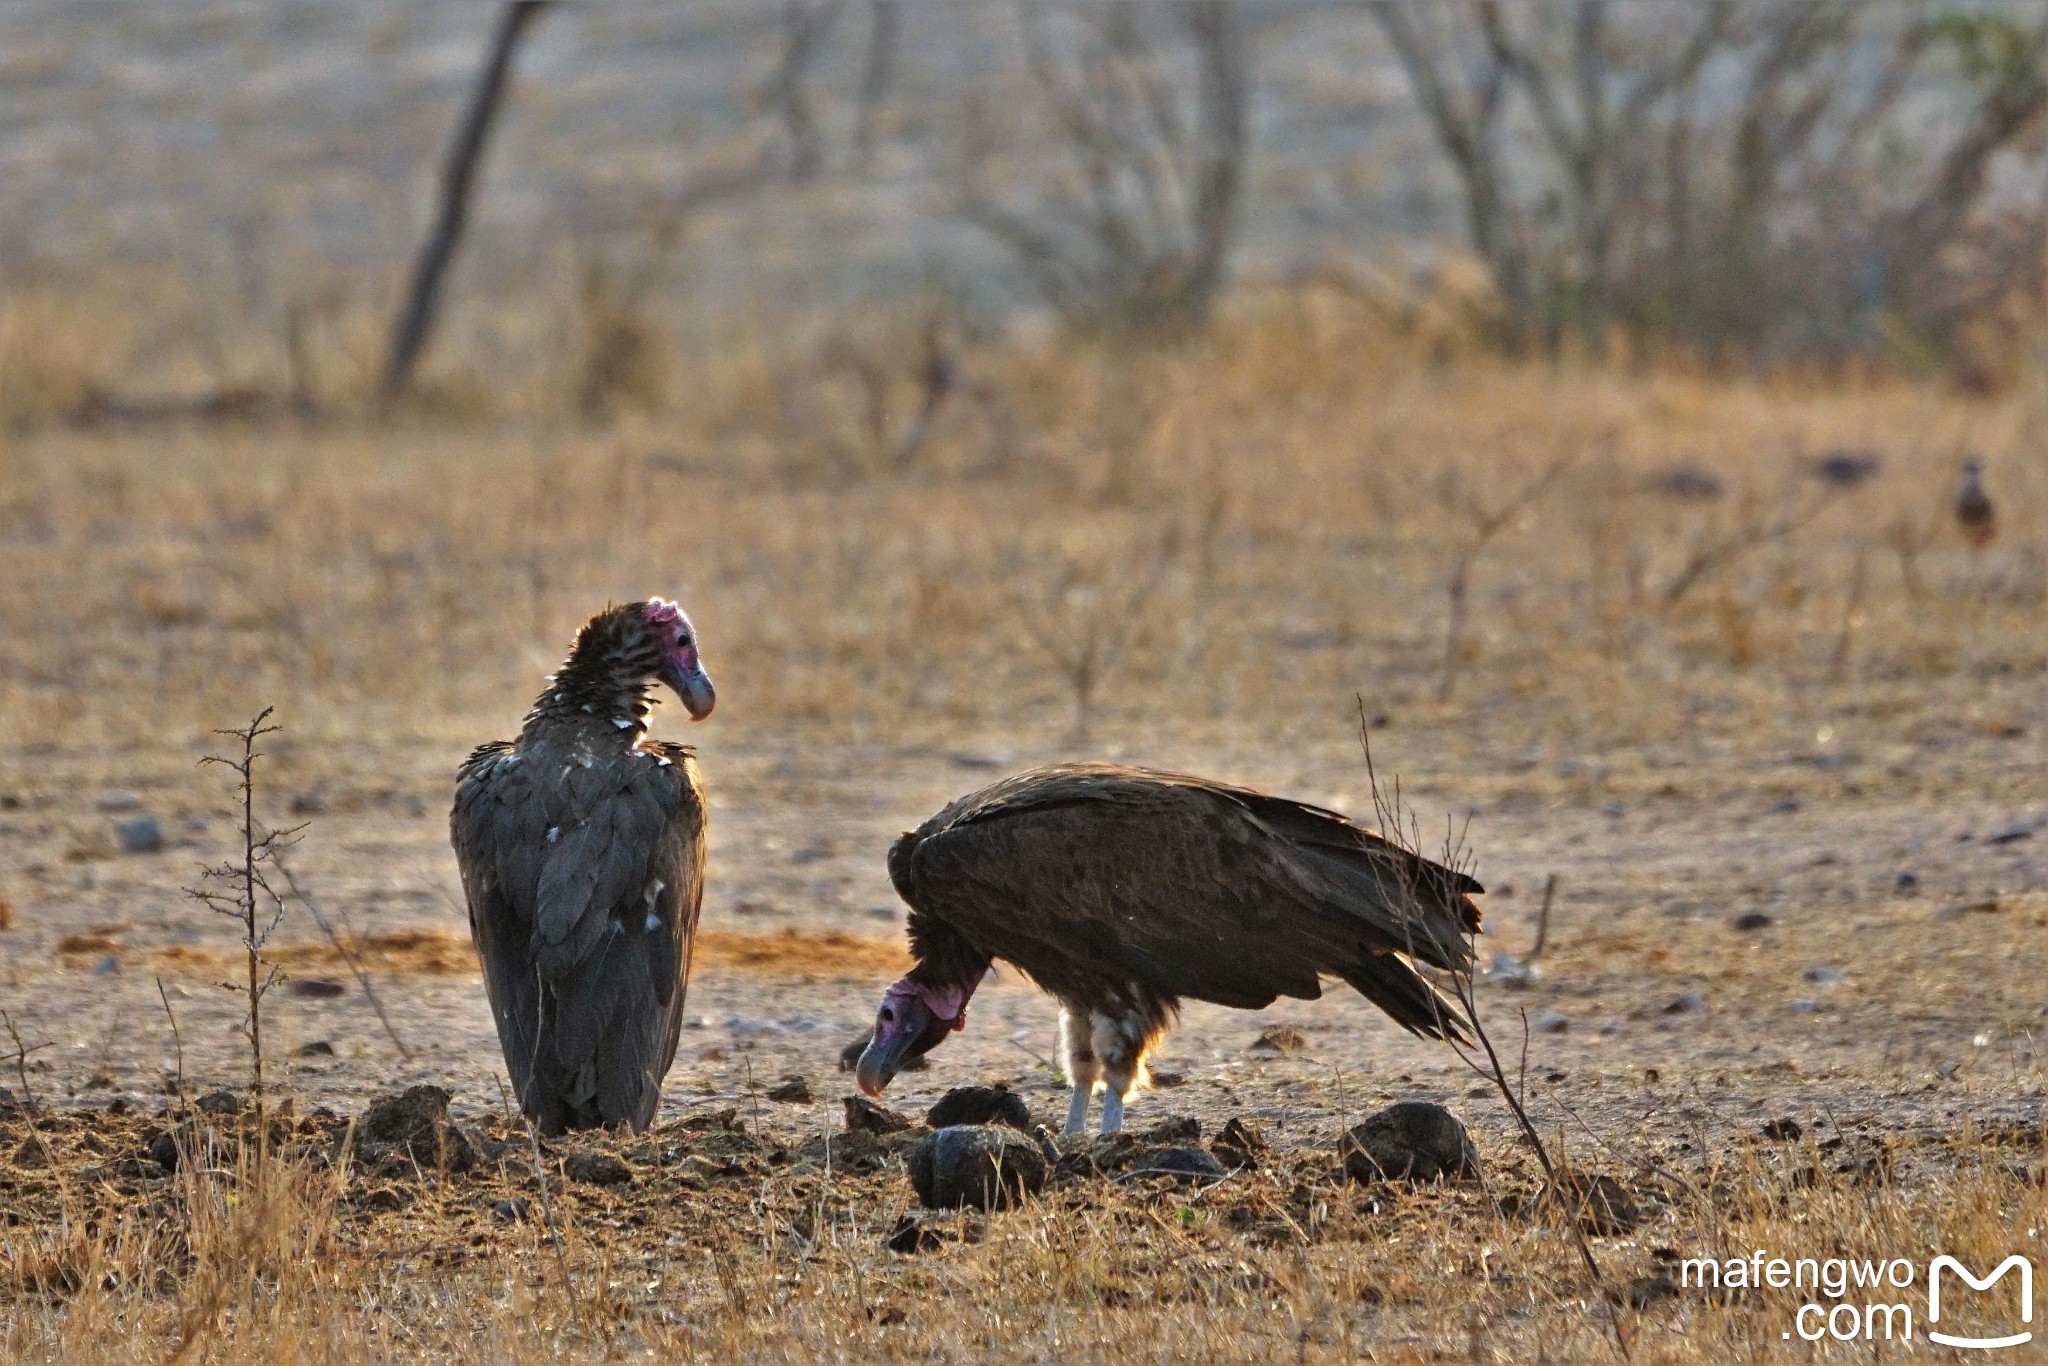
{"left": 451, "top": 600, "right": 715, "bottom": 1134}
{"left": 1955, "top": 456, "right": 1995, "bottom": 552}
{"left": 855, "top": 764, "right": 1480, "bottom": 1135}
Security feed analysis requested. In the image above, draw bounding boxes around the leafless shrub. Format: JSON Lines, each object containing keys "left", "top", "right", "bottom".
{"left": 1011, "top": 528, "right": 1177, "bottom": 741}
{"left": 1435, "top": 458, "right": 1572, "bottom": 700}
{"left": 1660, "top": 486, "right": 1835, "bottom": 610}
{"left": 187, "top": 708, "right": 303, "bottom": 1124}
{"left": 963, "top": 2, "right": 1250, "bottom": 333}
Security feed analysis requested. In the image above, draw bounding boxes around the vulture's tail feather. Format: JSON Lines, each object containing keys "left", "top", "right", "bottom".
{"left": 1338, "top": 954, "right": 1472, "bottom": 1046}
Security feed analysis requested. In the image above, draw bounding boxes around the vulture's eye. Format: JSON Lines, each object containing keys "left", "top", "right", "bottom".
{"left": 879, "top": 1006, "right": 895, "bottom": 1023}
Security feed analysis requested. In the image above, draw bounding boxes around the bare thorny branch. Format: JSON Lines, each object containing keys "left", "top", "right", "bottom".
{"left": 188, "top": 706, "right": 304, "bottom": 1122}
{"left": 1012, "top": 530, "right": 1178, "bottom": 741}
{"left": 0, "top": 1009, "right": 52, "bottom": 1113}
{"left": 1437, "top": 456, "right": 1575, "bottom": 701}
{"left": 1353, "top": 701, "right": 1630, "bottom": 1358}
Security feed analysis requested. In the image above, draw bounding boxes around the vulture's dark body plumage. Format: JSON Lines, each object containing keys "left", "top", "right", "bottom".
{"left": 451, "top": 601, "right": 713, "bottom": 1134}
{"left": 857, "top": 764, "right": 1481, "bottom": 1133}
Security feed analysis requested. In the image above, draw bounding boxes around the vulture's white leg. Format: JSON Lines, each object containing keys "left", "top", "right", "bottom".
{"left": 1058, "top": 1007, "right": 1099, "bottom": 1135}
{"left": 1092, "top": 1014, "right": 1150, "bottom": 1136}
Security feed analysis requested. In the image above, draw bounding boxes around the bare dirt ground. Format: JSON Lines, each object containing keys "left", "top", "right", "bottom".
{"left": 1, "top": 313, "right": 2045, "bottom": 1358}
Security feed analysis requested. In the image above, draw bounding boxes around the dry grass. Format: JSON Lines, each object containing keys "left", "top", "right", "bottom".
{"left": 0, "top": 283, "right": 2044, "bottom": 1360}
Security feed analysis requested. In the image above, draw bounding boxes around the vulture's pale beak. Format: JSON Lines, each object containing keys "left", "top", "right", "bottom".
{"left": 853, "top": 1039, "right": 897, "bottom": 1098}
{"left": 664, "top": 661, "right": 716, "bottom": 720}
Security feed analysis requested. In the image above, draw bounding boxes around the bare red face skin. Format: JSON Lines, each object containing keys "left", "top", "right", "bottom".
{"left": 854, "top": 978, "right": 969, "bottom": 1096}
{"left": 641, "top": 599, "right": 715, "bottom": 719}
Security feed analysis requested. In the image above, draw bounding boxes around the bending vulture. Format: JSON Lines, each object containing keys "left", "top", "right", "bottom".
{"left": 451, "top": 600, "right": 714, "bottom": 1133}
{"left": 856, "top": 764, "right": 1481, "bottom": 1134}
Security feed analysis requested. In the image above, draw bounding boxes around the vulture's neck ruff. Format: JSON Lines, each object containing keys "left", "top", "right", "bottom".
{"left": 522, "top": 602, "right": 708, "bottom": 741}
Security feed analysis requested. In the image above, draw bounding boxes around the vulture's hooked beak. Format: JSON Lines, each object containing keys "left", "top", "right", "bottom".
{"left": 853, "top": 1037, "right": 900, "bottom": 1098}
{"left": 663, "top": 660, "right": 717, "bottom": 721}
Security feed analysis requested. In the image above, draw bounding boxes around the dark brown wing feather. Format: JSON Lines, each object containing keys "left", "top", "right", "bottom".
{"left": 452, "top": 740, "right": 705, "bottom": 1132}
{"left": 890, "top": 764, "right": 1477, "bottom": 1041}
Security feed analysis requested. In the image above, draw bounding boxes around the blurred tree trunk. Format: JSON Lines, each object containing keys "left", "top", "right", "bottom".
{"left": 382, "top": 1, "right": 550, "bottom": 404}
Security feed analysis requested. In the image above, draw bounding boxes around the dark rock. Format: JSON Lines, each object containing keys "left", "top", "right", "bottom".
{"left": 289, "top": 792, "right": 332, "bottom": 816}
{"left": 1761, "top": 1117, "right": 1803, "bottom": 1142}
{"left": 766, "top": 1076, "right": 813, "bottom": 1104}
{"left": 844, "top": 1095, "right": 913, "bottom": 1135}
{"left": 909, "top": 1125, "right": 1047, "bottom": 1211}
{"left": 1341, "top": 1101, "right": 1479, "bottom": 1183}
{"left": 1989, "top": 823, "right": 2035, "bottom": 845}
{"left": 1807, "top": 450, "right": 1881, "bottom": 487}
{"left": 562, "top": 1150, "right": 633, "bottom": 1186}
{"left": 1149, "top": 1070, "right": 1186, "bottom": 1088}
{"left": 927, "top": 1085, "right": 1031, "bottom": 1132}
{"left": 115, "top": 816, "right": 164, "bottom": 854}
{"left": 1644, "top": 466, "right": 1723, "bottom": 500}
{"left": 1662, "top": 990, "right": 1709, "bottom": 1014}
{"left": 1137, "top": 1115, "right": 1200, "bottom": 1144}
{"left": 355, "top": 1085, "right": 477, "bottom": 1173}
{"left": 1211, "top": 1117, "right": 1268, "bottom": 1171}
{"left": 148, "top": 1129, "right": 181, "bottom": 1173}
{"left": 1894, "top": 871, "right": 1919, "bottom": 892}
{"left": 289, "top": 978, "right": 346, "bottom": 999}
{"left": 295, "top": 1040, "right": 336, "bottom": 1058}
{"left": 491, "top": 1197, "right": 531, "bottom": 1222}
{"left": 1733, "top": 910, "right": 1773, "bottom": 931}
{"left": 1134, "top": 1145, "right": 1227, "bottom": 1183}
{"left": 1550, "top": 1172, "right": 1641, "bottom": 1235}
{"left": 885, "top": 1214, "right": 948, "bottom": 1254}
{"left": 195, "top": 1090, "right": 243, "bottom": 1117}
{"left": 1249, "top": 1025, "right": 1307, "bottom": 1054}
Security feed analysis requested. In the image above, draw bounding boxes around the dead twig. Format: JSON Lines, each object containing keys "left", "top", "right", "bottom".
{"left": 0, "top": 1009, "right": 51, "bottom": 1112}
{"left": 155, "top": 976, "right": 187, "bottom": 1102}
{"left": 1437, "top": 458, "right": 1573, "bottom": 700}
{"left": 1528, "top": 873, "right": 1558, "bottom": 960}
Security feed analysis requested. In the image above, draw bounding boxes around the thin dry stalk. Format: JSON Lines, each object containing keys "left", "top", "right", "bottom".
{"left": 1437, "top": 458, "right": 1572, "bottom": 700}
{"left": 275, "top": 860, "right": 413, "bottom": 1062}
{"left": 155, "top": 976, "right": 187, "bottom": 1102}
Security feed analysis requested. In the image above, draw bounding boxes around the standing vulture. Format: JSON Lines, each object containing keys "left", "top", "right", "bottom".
{"left": 856, "top": 764, "right": 1481, "bottom": 1134}
{"left": 451, "top": 600, "right": 714, "bottom": 1133}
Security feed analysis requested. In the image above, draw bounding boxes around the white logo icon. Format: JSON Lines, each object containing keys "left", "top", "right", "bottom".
{"left": 1928, "top": 1255, "right": 2033, "bottom": 1350}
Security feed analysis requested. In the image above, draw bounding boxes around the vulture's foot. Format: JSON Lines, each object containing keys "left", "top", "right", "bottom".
{"left": 1063, "top": 1087, "right": 1091, "bottom": 1136}
{"left": 1099, "top": 1090, "right": 1125, "bottom": 1134}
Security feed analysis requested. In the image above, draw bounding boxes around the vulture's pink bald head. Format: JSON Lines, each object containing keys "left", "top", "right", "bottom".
{"left": 854, "top": 977, "right": 971, "bottom": 1097}
{"left": 638, "top": 598, "right": 715, "bottom": 720}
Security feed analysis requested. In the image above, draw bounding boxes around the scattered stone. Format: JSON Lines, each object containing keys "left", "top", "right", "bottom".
{"left": 1249, "top": 1025, "right": 1307, "bottom": 1054}
{"left": 844, "top": 1095, "right": 913, "bottom": 1135}
{"left": 289, "top": 978, "right": 346, "bottom": 999}
{"left": 908, "top": 1125, "right": 1047, "bottom": 1211}
{"left": 865, "top": 906, "right": 897, "bottom": 920}
{"left": 1550, "top": 1171, "right": 1641, "bottom": 1235}
{"left": 1662, "top": 991, "right": 1709, "bottom": 1015}
{"left": 289, "top": 792, "right": 331, "bottom": 815}
{"left": 195, "top": 1090, "right": 243, "bottom": 1117}
{"left": 295, "top": 1041, "right": 336, "bottom": 1058}
{"left": 562, "top": 1150, "right": 633, "bottom": 1186}
{"left": 1807, "top": 449, "right": 1881, "bottom": 487}
{"left": 1938, "top": 897, "right": 2002, "bottom": 917}
{"left": 115, "top": 816, "right": 164, "bottom": 854}
{"left": 1132, "top": 1145, "right": 1227, "bottom": 1183}
{"left": 1988, "top": 822, "right": 2035, "bottom": 845}
{"left": 1341, "top": 1101, "right": 1479, "bottom": 1183}
{"left": 356, "top": 1085, "right": 477, "bottom": 1173}
{"left": 491, "top": 1197, "right": 531, "bottom": 1222}
{"left": 927, "top": 1085, "right": 1030, "bottom": 1132}
{"left": 1149, "top": 1070, "right": 1186, "bottom": 1088}
{"left": 1761, "top": 1117, "right": 1803, "bottom": 1141}
{"left": 1485, "top": 952, "right": 1542, "bottom": 987}
{"left": 1644, "top": 465, "right": 1724, "bottom": 500}
{"left": 1534, "top": 1010, "right": 1569, "bottom": 1034}
{"left": 1802, "top": 966, "right": 1845, "bottom": 985}
{"left": 1894, "top": 871, "right": 1919, "bottom": 892}
{"left": 1769, "top": 797, "right": 1800, "bottom": 814}
{"left": 885, "top": 1214, "right": 949, "bottom": 1253}
{"left": 766, "top": 1076, "right": 814, "bottom": 1104}
{"left": 1733, "top": 910, "right": 1773, "bottom": 931}
{"left": 1790, "top": 999, "right": 1816, "bottom": 1014}
{"left": 90, "top": 954, "right": 120, "bottom": 976}
{"left": 148, "top": 1129, "right": 181, "bottom": 1173}
{"left": 96, "top": 792, "right": 142, "bottom": 813}
{"left": 1211, "top": 1117, "right": 1268, "bottom": 1171}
